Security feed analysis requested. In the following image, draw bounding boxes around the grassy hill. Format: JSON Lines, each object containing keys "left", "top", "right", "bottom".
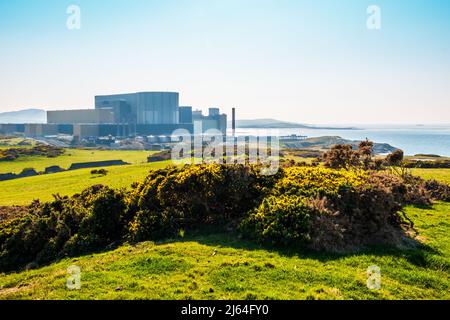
{"left": 411, "top": 168, "right": 450, "bottom": 184}
{"left": 0, "top": 148, "right": 171, "bottom": 205}
{"left": 1, "top": 149, "right": 449, "bottom": 300}
{"left": 0, "top": 202, "right": 448, "bottom": 300}
{"left": 0, "top": 149, "right": 152, "bottom": 174}
{"left": 0, "top": 161, "right": 171, "bottom": 206}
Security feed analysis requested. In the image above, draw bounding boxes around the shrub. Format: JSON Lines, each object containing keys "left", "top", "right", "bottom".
{"left": 241, "top": 168, "right": 421, "bottom": 251}
{"left": 322, "top": 144, "right": 359, "bottom": 169}
{"left": 403, "top": 160, "right": 450, "bottom": 169}
{"left": 335, "top": 172, "right": 410, "bottom": 245}
{"left": 424, "top": 179, "right": 450, "bottom": 202}
{"left": 385, "top": 149, "right": 404, "bottom": 166}
{"left": 273, "top": 166, "right": 367, "bottom": 199}
{"left": 128, "top": 210, "right": 174, "bottom": 242}
{"left": 0, "top": 145, "right": 64, "bottom": 162}
{"left": 69, "top": 186, "right": 127, "bottom": 252}
{"left": 240, "top": 195, "right": 316, "bottom": 246}
{"left": 0, "top": 185, "right": 127, "bottom": 271}
{"left": 322, "top": 140, "right": 378, "bottom": 170}
{"left": 91, "top": 169, "right": 108, "bottom": 175}
{"left": 0, "top": 197, "right": 86, "bottom": 271}
{"left": 126, "top": 164, "right": 281, "bottom": 241}
{"left": 156, "top": 165, "right": 262, "bottom": 221}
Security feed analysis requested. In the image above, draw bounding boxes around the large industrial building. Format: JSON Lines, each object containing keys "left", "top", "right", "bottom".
{"left": 192, "top": 108, "right": 228, "bottom": 135}
{"left": 95, "top": 92, "right": 179, "bottom": 125}
{"left": 47, "top": 108, "right": 116, "bottom": 124}
{"left": 0, "top": 91, "right": 228, "bottom": 139}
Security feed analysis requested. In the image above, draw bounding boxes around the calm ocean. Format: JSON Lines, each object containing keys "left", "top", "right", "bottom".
{"left": 230, "top": 125, "right": 450, "bottom": 157}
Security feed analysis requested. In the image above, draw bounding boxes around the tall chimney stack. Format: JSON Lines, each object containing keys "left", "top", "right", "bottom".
{"left": 232, "top": 107, "right": 236, "bottom": 137}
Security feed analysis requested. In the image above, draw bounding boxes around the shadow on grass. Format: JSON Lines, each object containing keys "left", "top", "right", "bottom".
{"left": 164, "top": 224, "right": 445, "bottom": 271}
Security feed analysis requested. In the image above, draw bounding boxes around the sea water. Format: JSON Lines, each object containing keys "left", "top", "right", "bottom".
{"left": 230, "top": 124, "right": 450, "bottom": 157}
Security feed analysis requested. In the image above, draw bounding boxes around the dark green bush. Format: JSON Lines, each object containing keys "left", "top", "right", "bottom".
{"left": 128, "top": 210, "right": 174, "bottom": 242}
{"left": 403, "top": 160, "right": 450, "bottom": 169}
{"left": 63, "top": 185, "right": 127, "bottom": 254}
{"left": 240, "top": 169, "right": 419, "bottom": 250}
{"left": 126, "top": 164, "right": 281, "bottom": 242}
{"left": 90, "top": 169, "right": 108, "bottom": 175}
{"left": 0, "top": 197, "right": 85, "bottom": 271}
{"left": 240, "top": 195, "right": 316, "bottom": 246}
{"left": 0, "top": 145, "right": 64, "bottom": 162}
{"left": 0, "top": 185, "right": 127, "bottom": 271}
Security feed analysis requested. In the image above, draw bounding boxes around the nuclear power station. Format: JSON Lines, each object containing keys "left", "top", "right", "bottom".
{"left": 0, "top": 92, "right": 229, "bottom": 139}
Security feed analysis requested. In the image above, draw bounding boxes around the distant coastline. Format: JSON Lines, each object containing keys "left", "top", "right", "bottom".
{"left": 232, "top": 125, "right": 450, "bottom": 157}
{"left": 233, "top": 119, "right": 358, "bottom": 130}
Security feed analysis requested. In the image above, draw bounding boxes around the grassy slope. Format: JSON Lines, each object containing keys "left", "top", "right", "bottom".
{"left": 0, "top": 165, "right": 449, "bottom": 300}
{"left": 0, "top": 149, "right": 151, "bottom": 174}
{"left": 0, "top": 202, "right": 448, "bottom": 300}
{"left": 0, "top": 148, "right": 168, "bottom": 206}
{"left": 411, "top": 168, "right": 450, "bottom": 184}
{"left": 0, "top": 161, "right": 171, "bottom": 206}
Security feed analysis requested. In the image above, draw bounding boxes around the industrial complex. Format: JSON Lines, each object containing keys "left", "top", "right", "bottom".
{"left": 0, "top": 92, "right": 228, "bottom": 141}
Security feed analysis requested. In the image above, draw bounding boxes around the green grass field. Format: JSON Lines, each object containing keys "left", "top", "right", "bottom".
{"left": 0, "top": 149, "right": 153, "bottom": 174}
{"left": 0, "top": 161, "right": 171, "bottom": 206}
{"left": 411, "top": 168, "right": 450, "bottom": 184}
{"left": 0, "top": 148, "right": 170, "bottom": 206}
{"left": 0, "top": 202, "right": 448, "bottom": 300}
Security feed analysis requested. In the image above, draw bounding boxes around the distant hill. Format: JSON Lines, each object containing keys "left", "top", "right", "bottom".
{"left": 233, "top": 118, "right": 356, "bottom": 130}
{"left": 0, "top": 109, "right": 46, "bottom": 124}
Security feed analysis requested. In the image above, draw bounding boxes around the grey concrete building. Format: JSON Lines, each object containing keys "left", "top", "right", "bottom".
{"left": 24, "top": 124, "right": 59, "bottom": 137}
{"left": 47, "top": 109, "right": 115, "bottom": 124}
{"left": 179, "top": 106, "right": 193, "bottom": 124}
{"left": 95, "top": 92, "right": 179, "bottom": 125}
{"left": 192, "top": 109, "right": 227, "bottom": 135}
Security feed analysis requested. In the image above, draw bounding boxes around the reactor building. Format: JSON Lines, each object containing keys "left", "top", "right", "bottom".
{"left": 0, "top": 92, "right": 228, "bottom": 139}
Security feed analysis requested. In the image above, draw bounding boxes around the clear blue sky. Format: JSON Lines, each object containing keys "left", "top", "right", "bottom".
{"left": 1, "top": 0, "right": 449, "bottom": 124}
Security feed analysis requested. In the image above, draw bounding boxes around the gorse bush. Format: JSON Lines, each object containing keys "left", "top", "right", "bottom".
{"left": 240, "top": 195, "right": 316, "bottom": 246}
{"left": 0, "top": 196, "right": 83, "bottom": 270}
{"left": 322, "top": 140, "right": 380, "bottom": 170}
{"left": 0, "top": 185, "right": 127, "bottom": 271}
{"left": 274, "top": 167, "right": 367, "bottom": 199}
{"left": 0, "top": 163, "right": 448, "bottom": 272}
{"left": 64, "top": 185, "right": 128, "bottom": 254}
{"left": 126, "top": 164, "right": 279, "bottom": 242}
{"left": 241, "top": 168, "right": 422, "bottom": 249}
{"left": 424, "top": 179, "right": 450, "bottom": 202}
